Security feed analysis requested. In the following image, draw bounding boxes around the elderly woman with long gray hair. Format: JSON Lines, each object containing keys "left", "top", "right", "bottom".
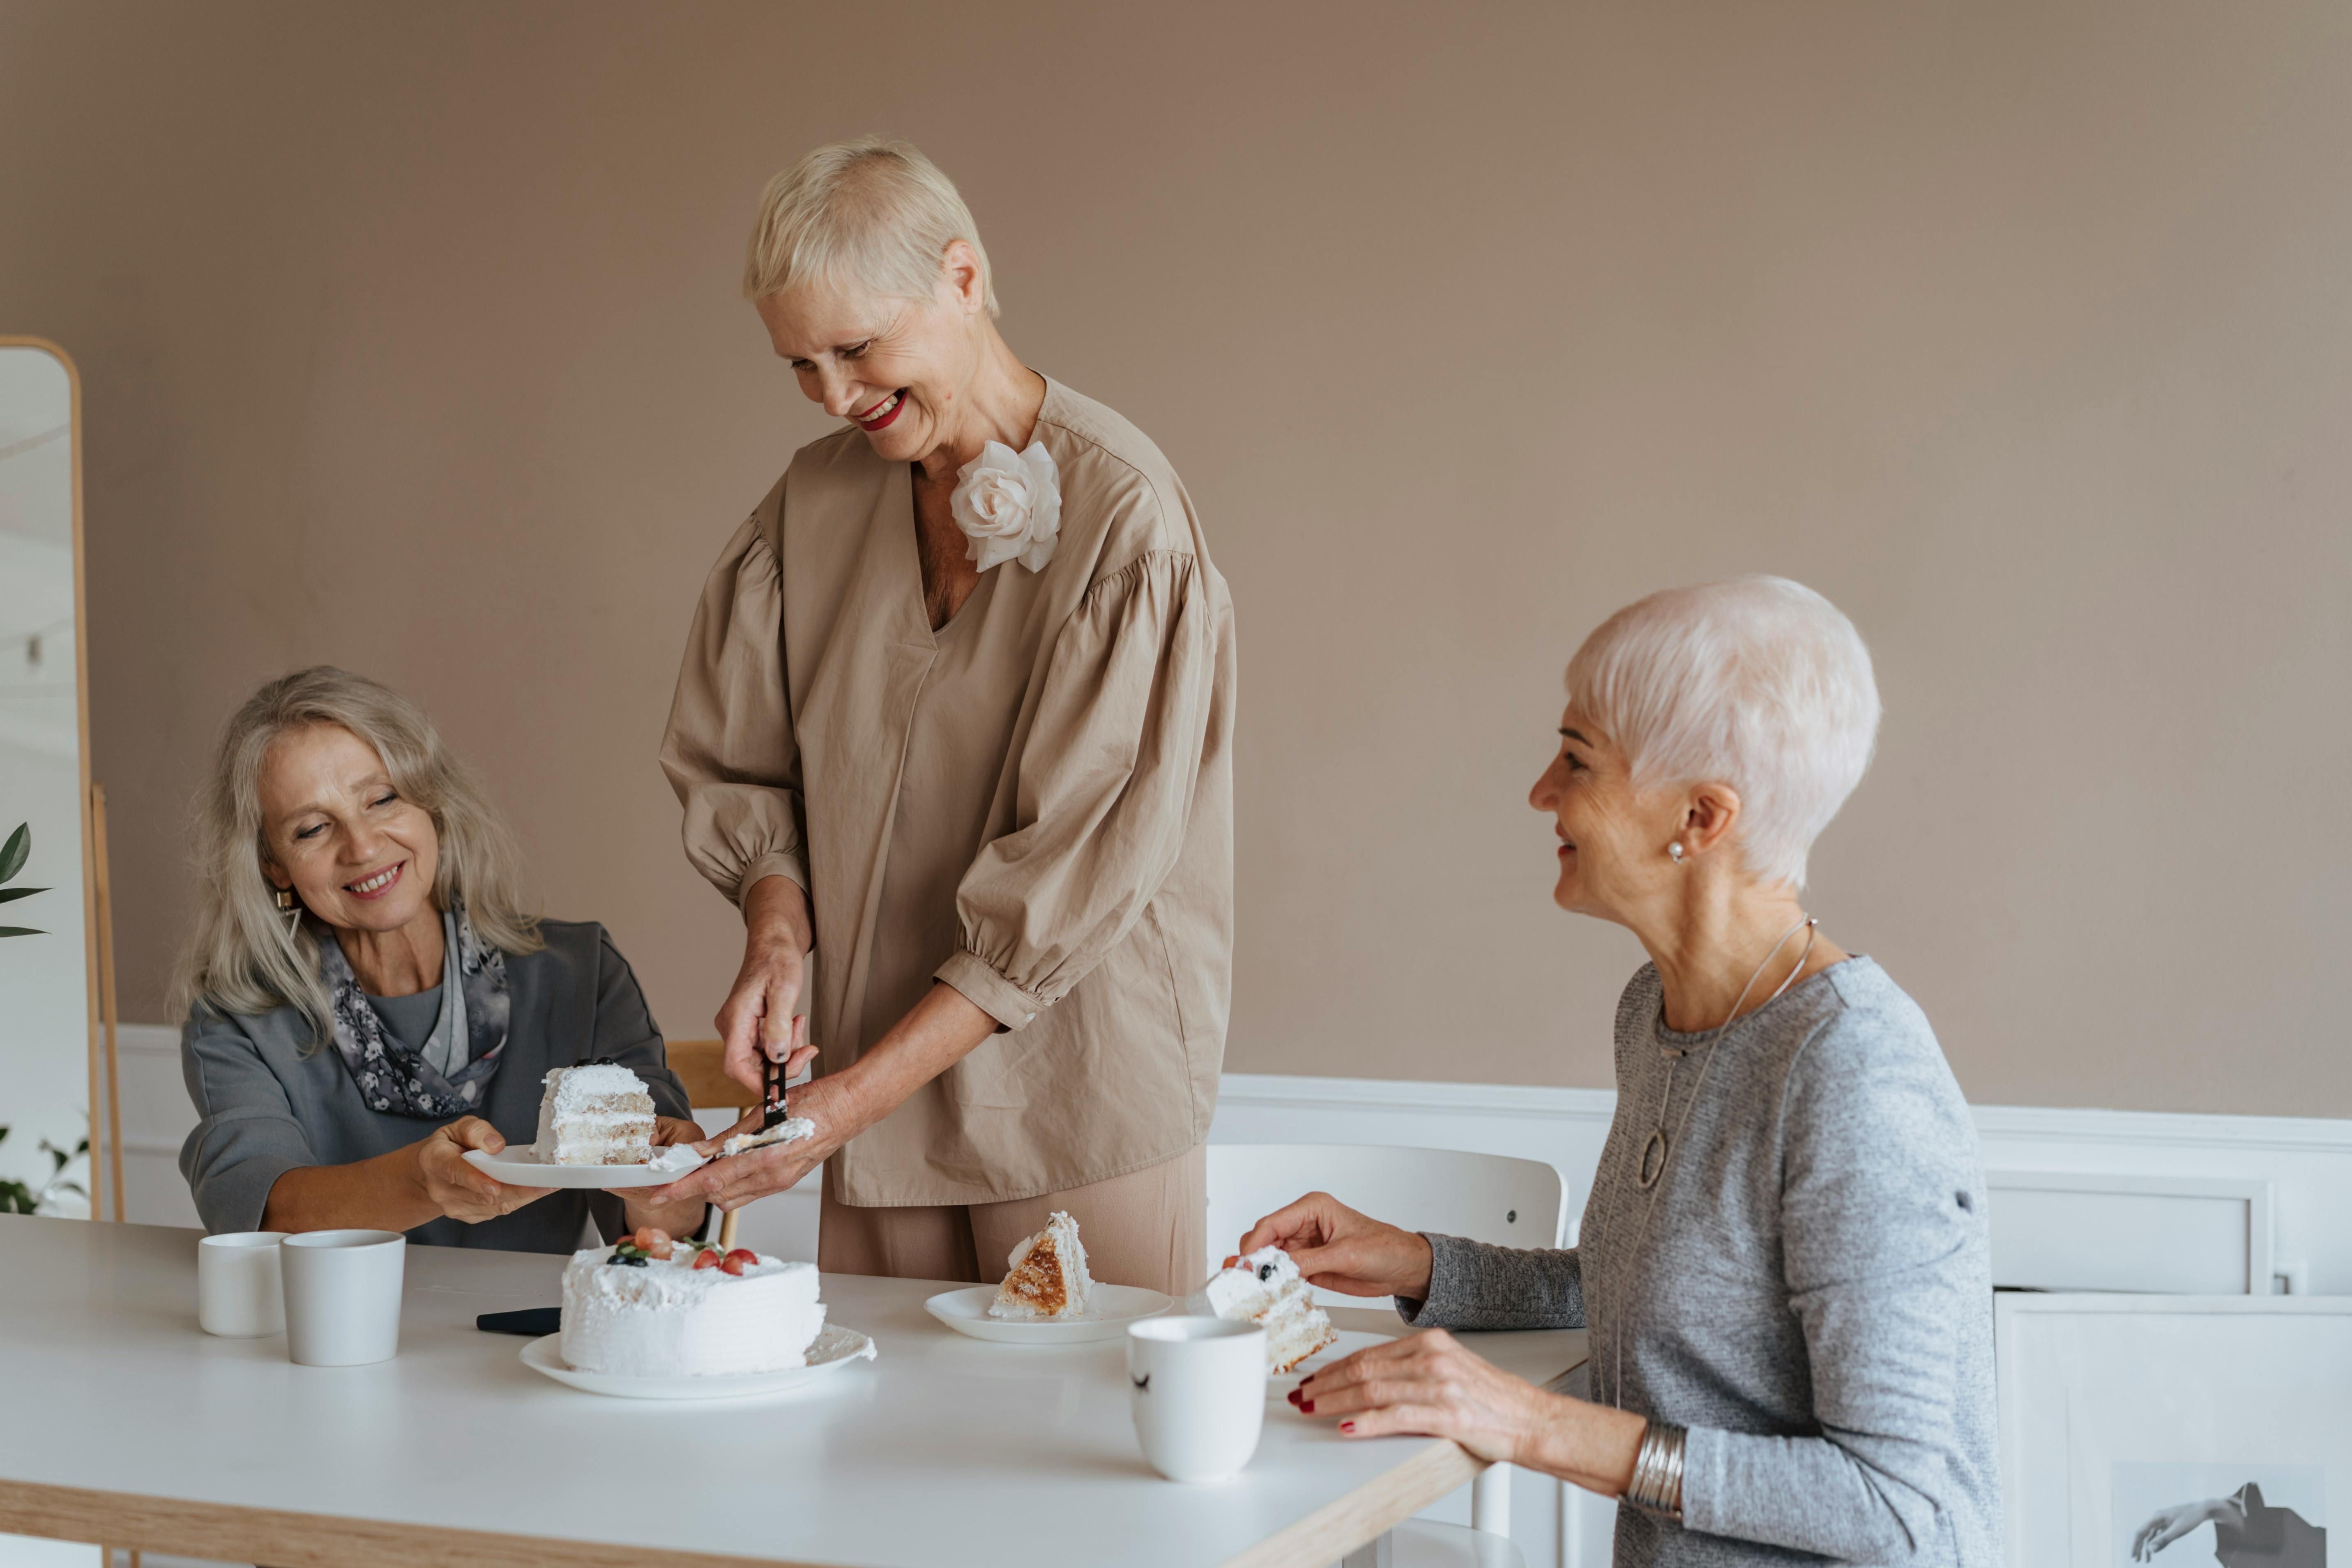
{"left": 1240, "top": 579, "right": 1997, "bottom": 1567}
{"left": 174, "top": 667, "right": 706, "bottom": 1251}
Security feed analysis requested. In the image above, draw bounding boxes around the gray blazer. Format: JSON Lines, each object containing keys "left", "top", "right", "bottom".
{"left": 1399, "top": 958, "right": 1998, "bottom": 1568}
{"left": 178, "top": 919, "right": 693, "bottom": 1253}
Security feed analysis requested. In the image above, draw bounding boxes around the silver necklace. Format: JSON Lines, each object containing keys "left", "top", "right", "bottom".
{"left": 1608, "top": 914, "right": 1818, "bottom": 1407}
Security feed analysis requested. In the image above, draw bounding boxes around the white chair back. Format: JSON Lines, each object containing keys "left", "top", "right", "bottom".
{"left": 1205, "top": 1143, "right": 1566, "bottom": 1306}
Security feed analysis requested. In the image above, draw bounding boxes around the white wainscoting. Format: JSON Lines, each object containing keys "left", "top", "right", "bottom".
{"left": 116, "top": 1031, "right": 2352, "bottom": 1568}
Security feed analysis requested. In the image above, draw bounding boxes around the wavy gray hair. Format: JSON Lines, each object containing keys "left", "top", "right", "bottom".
{"left": 172, "top": 667, "right": 541, "bottom": 1041}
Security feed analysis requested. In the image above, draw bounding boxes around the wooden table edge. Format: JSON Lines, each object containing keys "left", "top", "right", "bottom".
{"left": 0, "top": 1478, "right": 850, "bottom": 1568}
{"left": 1218, "top": 1437, "right": 1487, "bottom": 1568}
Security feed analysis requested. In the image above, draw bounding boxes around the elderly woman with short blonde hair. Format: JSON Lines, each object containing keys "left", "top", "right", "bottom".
{"left": 176, "top": 667, "right": 705, "bottom": 1250}
{"left": 652, "top": 137, "right": 1235, "bottom": 1292}
{"left": 1242, "top": 579, "right": 1997, "bottom": 1567}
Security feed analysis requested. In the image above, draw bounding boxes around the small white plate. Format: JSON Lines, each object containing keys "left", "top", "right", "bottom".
{"left": 519, "top": 1324, "right": 875, "bottom": 1399}
{"left": 924, "top": 1284, "right": 1173, "bottom": 1344}
{"left": 463, "top": 1146, "right": 705, "bottom": 1190}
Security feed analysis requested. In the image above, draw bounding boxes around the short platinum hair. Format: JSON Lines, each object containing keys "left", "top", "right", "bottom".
{"left": 1566, "top": 576, "right": 1880, "bottom": 888}
{"left": 172, "top": 667, "right": 541, "bottom": 1042}
{"left": 742, "top": 135, "right": 999, "bottom": 317}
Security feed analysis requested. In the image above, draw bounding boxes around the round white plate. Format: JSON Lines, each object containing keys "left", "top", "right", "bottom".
{"left": 463, "top": 1146, "right": 705, "bottom": 1190}
{"left": 519, "top": 1324, "right": 875, "bottom": 1399}
{"left": 923, "top": 1284, "right": 1173, "bottom": 1344}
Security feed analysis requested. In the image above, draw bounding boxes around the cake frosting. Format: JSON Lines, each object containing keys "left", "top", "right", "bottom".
{"left": 559, "top": 1237, "right": 825, "bottom": 1376}
{"left": 1206, "top": 1246, "right": 1338, "bottom": 1373}
{"left": 988, "top": 1210, "right": 1094, "bottom": 1319}
{"left": 721, "top": 1116, "right": 815, "bottom": 1157}
{"left": 533, "top": 1064, "right": 655, "bottom": 1165}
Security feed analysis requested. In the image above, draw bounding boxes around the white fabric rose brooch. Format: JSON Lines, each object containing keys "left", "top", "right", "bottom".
{"left": 950, "top": 440, "right": 1062, "bottom": 573}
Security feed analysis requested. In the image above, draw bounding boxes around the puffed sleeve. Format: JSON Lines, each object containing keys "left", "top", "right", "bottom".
{"left": 934, "top": 549, "right": 1224, "bottom": 1029}
{"left": 177, "top": 1005, "right": 320, "bottom": 1235}
{"left": 659, "top": 516, "right": 807, "bottom": 904}
{"left": 1678, "top": 1007, "right": 1986, "bottom": 1563}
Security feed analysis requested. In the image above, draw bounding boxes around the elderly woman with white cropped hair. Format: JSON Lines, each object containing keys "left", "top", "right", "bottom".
{"left": 651, "top": 137, "right": 1235, "bottom": 1294}
{"left": 1238, "top": 578, "right": 1998, "bottom": 1567}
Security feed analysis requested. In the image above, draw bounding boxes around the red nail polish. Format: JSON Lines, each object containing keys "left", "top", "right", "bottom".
{"left": 1286, "top": 1389, "right": 1300, "bottom": 1405}
{"left": 1339, "top": 1420, "right": 1355, "bottom": 1433}
{"left": 1302, "top": 1400, "right": 1314, "bottom": 1414}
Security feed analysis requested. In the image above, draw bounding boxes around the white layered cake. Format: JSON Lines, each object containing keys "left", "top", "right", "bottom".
{"left": 988, "top": 1210, "right": 1094, "bottom": 1320}
{"left": 1207, "top": 1246, "right": 1339, "bottom": 1373}
{"left": 560, "top": 1236, "right": 826, "bottom": 1376}
{"left": 533, "top": 1063, "right": 655, "bottom": 1165}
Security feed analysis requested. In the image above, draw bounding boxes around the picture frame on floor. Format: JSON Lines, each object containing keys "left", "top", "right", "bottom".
{"left": 1996, "top": 1294, "right": 2350, "bottom": 1567}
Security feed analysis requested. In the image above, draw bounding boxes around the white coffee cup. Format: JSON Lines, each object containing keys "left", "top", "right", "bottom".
{"left": 1127, "top": 1316, "right": 1267, "bottom": 1482}
{"left": 280, "top": 1229, "right": 406, "bottom": 1366}
{"left": 197, "top": 1231, "right": 288, "bottom": 1336}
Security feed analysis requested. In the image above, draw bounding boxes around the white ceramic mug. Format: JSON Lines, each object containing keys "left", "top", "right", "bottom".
{"left": 1127, "top": 1316, "right": 1267, "bottom": 1482}
{"left": 197, "top": 1230, "right": 288, "bottom": 1336}
{"left": 280, "top": 1229, "right": 406, "bottom": 1366}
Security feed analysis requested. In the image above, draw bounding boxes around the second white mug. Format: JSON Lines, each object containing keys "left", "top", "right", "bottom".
{"left": 197, "top": 1231, "right": 287, "bottom": 1337}
{"left": 281, "top": 1229, "right": 406, "bottom": 1367}
{"left": 1127, "top": 1316, "right": 1267, "bottom": 1482}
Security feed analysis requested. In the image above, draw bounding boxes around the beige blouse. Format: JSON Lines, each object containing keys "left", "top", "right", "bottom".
{"left": 660, "top": 378, "right": 1236, "bottom": 1207}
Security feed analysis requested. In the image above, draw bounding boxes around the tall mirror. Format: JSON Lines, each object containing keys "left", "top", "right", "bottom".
{"left": 0, "top": 338, "right": 105, "bottom": 1221}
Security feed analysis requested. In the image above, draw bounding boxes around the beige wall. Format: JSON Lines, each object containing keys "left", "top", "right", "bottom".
{"left": 4, "top": 0, "right": 2348, "bottom": 1115}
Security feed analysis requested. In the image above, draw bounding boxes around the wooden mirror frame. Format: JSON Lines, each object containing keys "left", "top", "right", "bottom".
{"left": 0, "top": 335, "right": 118, "bottom": 1221}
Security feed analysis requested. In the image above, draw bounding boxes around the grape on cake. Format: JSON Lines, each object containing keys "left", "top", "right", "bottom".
{"left": 988, "top": 1210, "right": 1094, "bottom": 1319}
{"left": 532, "top": 1063, "right": 656, "bottom": 1165}
{"left": 1206, "top": 1246, "right": 1339, "bottom": 1373}
{"left": 560, "top": 1227, "right": 827, "bottom": 1375}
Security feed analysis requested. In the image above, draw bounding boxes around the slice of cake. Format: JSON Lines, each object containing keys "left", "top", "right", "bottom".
{"left": 560, "top": 1230, "right": 827, "bottom": 1376}
{"left": 532, "top": 1063, "right": 656, "bottom": 1165}
{"left": 987, "top": 1210, "right": 1095, "bottom": 1320}
{"left": 1207, "top": 1246, "right": 1339, "bottom": 1373}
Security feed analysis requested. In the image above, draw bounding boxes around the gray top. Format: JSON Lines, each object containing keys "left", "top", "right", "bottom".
{"left": 366, "top": 985, "right": 443, "bottom": 1055}
{"left": 179, "top": 920, "right": 693, "bottom": 1253}
{"left": 1399, "top": 958, "right": 1997, "bottom": 1568}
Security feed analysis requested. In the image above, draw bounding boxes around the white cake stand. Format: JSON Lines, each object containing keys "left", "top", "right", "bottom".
{"left": 519, "top": 1324, "right": 876, "bottom": 1399}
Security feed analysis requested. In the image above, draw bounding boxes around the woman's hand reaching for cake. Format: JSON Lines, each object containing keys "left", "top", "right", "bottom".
{"left": 646, "top": 1072, "right": 855, "bottom": 1213}
{"left": 1232, "top": 1193, "right": 1435, "bottom": 1302}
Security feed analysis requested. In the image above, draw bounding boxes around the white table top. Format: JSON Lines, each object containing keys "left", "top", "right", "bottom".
{"left": 0, "top": 1217, "right": 1587, "bottom": 1568}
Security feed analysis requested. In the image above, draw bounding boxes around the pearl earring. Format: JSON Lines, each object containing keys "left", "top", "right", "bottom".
{"left": 1668, "top": 842, "right": 1686, "bottom": 864}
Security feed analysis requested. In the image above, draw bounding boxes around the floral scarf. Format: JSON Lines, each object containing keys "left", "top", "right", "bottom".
{"left": 317, "top": 907, "right": 512, "bottom": 1118}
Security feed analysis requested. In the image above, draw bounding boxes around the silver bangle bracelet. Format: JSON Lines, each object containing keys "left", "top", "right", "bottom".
{"left": 1624, "top": 1420, "right": 1687, "bottom": 1521}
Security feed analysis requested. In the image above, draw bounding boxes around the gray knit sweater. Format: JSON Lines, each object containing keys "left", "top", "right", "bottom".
{"left": 1398, "top": 958, "right": 1997, "bottom": 1567}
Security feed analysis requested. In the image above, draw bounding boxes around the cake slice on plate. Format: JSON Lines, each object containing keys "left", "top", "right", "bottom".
{"left": 988, "top": 1210, "right": 1095, "bottom": 1319}
{"left": 1207, "top": 1246, "right": 1339, "bottom": 1373}
{"left": 532, "top": 1063, "right": 656, "bottom": 1165}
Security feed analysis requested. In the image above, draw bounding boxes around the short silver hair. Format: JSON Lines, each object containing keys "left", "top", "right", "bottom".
{"left": 742, "top": 135, "right": 999, "bottom": 316}
{"left": 172, "top": 667, "right": 541, "bottom": 1041}
{"left": 1566, "top": 576, "right": 1880, "bottom": 888}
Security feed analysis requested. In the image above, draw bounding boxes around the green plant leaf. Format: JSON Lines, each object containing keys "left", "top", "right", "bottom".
{"left": 0, "top": 927, "right": 44, "bottom": 938}
{"left": 0, "top": 823, "right": 27, "bottom": 883}
{"left": 0, "top": 886, "right": 48, "bottom": 904}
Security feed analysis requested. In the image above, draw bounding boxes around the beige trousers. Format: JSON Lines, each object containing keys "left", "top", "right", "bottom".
{"left": 818, "top": 1144, "right": 1207, "bottom": 1295}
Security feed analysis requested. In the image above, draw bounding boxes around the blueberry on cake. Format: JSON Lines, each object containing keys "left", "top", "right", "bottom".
{"left": 988, "top": 1210, "right": 1094, "bottom": 1320}
{"left": 1207, "top": 1246, "right": 1339, "bottom": 1373}
{"left": 532, "top": 1063, "right": 656, "bottom": 1165}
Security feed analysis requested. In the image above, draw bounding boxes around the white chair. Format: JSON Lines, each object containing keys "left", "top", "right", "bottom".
{"left": 1207, "top": 1143, "right": 1568, "bottom": 1568}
